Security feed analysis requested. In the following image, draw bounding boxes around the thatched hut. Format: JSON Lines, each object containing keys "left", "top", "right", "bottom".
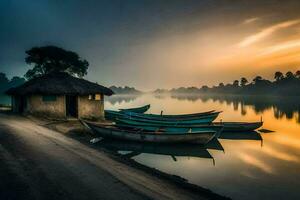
{"left": 6, "top": 72, "right": 113, "bottom": 120}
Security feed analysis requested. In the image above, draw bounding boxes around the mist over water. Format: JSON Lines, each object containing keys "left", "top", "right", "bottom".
{"left": 105, "top": 94, "right": 300, "bottom": 200}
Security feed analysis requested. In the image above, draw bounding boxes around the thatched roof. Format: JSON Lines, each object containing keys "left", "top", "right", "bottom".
{"left": 6, "top": 72, "right": 114, "bottom": 96}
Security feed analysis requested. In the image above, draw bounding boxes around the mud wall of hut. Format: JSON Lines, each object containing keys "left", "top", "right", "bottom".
{"left": 25, "top": 95, "right": 66, "bottom": 118}
{"left": 78, "top": 95, "right": 104, "bottom": 120}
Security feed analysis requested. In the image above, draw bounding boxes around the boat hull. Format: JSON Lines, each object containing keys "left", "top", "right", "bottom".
{"left": 81, "top": 121, "right": 216, "bottom": 144}
{"left": 118, "top": 112, "right": 220, "bottom": 125}
{"left": 105, "top": 109, "right": 220, "bottom": 122}
{"left": 124, "top": 110, "right": 221, "bottom": 121}
{"left": 116, "top": 118, "right": 223, "bottom": 133}
{"left": 119, "top": 104, "right": 150, "bottom": 113}
{"left": 105, "top": 110, "right": 124, "bottom": 120}
{"left": 116, "top": 118, "right": 262, "bottom": 132}
{"left": 215, "top": 122, "right": 263, "bottom": 132}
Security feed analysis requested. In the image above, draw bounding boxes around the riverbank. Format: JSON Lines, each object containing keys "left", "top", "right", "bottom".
{"left": 0, "top": 112, "right": 230, "bottom": 200}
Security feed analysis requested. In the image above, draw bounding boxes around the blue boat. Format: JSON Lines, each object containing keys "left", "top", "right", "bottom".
{"left": 119, "top": 104, "right": 150, "bottom": 113}
{"left": 115, "top": 111, "right": 220, "bottom": 125}
{"left": 105, "top": 104, "right": 150, "bottom": 120}
{"left": 123, "top": 110, "right": 220, "bottom": 121}
{"left": 116, "top": 117, "right": 262, "bottom": 133}
{"left": 105, "top": 108, "right": 220, "bottom": 123}
{"left": 115, "top": 117, "right": 223, "bottom": 134}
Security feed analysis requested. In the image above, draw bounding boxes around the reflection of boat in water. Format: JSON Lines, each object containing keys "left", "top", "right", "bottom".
{"left": 205, "top": 138, "right": 224, "bottom": 151}
{"left": 219, "top": 131, "right": 262, "bottom": 141}
{"left": 97, "top": 139, "right": 214, "bottom": 161}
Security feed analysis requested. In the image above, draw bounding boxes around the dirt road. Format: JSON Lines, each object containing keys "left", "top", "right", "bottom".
{"left": 0, "top": 114, "right": 217, "bottom": 200}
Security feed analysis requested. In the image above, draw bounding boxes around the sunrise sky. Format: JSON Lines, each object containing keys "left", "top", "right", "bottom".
{"left": 1, "top": 0, "right": 300, "bottom": 90}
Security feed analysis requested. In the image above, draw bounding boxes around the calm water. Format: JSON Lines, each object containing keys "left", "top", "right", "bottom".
{"left": 105, "top": 94, "right": 300, "bottom": 200}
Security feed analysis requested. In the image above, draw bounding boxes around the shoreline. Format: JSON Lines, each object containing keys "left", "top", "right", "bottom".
{"left": 31, "top": 115, "right": 231, "bottom": 200}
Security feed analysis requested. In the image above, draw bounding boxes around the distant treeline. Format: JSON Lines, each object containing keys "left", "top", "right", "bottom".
{"left": 0, "top": 72, "right": 25, "bottom": 94}
{"left": 109, "top": 86, "right": 142, "bottom": 94}
{"left": 154, "top": 70, "right": 300, "bottom": 96}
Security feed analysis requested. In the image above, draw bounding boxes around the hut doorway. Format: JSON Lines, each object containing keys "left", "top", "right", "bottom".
{"left": 66, "top": 95, "right": 78, "bottom": 118}
{"left": 16, "top": 96, "right": 26, "bottom": 113}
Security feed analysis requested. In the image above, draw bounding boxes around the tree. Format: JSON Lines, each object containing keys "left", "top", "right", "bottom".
{"left": 9, "top": 76, "right": 25, "bottom": 88}
{"left": 240, "top": 77, "right": 248, "bottom": 87}
{"left": 285, "top": 71, "right": 294, "bottom": 79}
{"left": 233, "top": 80, "right": 239, "bottom": 87}
{"left": 295, "top": 70, "right": 300, "bottom": 79}
{"left": 274, "top": 71, "right": 284, "bottom": 81}
{"left": 24, "top": 45, "right": 89, "bottom": 79}
{"left": 0, "top": 72, "right": 9, "bottom": 85}
{"left": 218, "top": 82, "right": 224, "bottom": 87}
{"left": 253, "top": 76, "right": 262, "bottom": 84}
{"left": 0, "top": 72, "right": 9, "bottom": 92}
{"left": 201, "top": 85, "right": 209, "bottom": 92}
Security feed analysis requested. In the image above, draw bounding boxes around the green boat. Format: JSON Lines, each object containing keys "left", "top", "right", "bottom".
{"left": 105, "top": 104, "right": 150, "bottom": 120}
{"left": 105, "top": 110, "right": 126, "bottom": 120}
{"left": 116, "top": 118, "right": 223, "bottom": 133}
{"left": 115, "top": 118, "right": 262, "bottom": 133}
{"left": 119, "top": 104, "right": 150, "bottom": 113}
{"left": 114, "top": 111, "right": 220, "bottom": 125}
{"left": 105, "top": 109, "right": 220, "bottom": 121}
{"left": 123, "top": 110, "right": 220, "bottom": 120}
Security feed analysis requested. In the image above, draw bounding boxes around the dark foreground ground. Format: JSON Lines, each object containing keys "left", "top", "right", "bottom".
{"left": 0, "top": 113, "right": 228, "bottom": 200}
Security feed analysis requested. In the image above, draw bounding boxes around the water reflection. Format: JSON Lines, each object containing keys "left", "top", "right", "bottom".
{"left": 106, "top": 95, "right": 139, "bottom": 105}
{"left": 168, "top": 94, "right": 300, "bottom": 123}
{"left": 97, "top": 139, "right": 215, "bottom": 163}
{"left": 219, "top": 131, "right": 263, "bottom": 141}
{"left": 205, "top": 138, "right": 224, "bottom": 151}
{"left": 98, "top": 131, "right": 264, "bottom": 163}
{"left": 104, "top": 94, "right": 300, "bottom": 200}
{"left": 219, "top": 131, "right": 264, "bottom": 148}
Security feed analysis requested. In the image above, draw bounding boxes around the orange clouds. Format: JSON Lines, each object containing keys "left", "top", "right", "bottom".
{"left": 238, "top": 19, "right": 300, "bottom": 47}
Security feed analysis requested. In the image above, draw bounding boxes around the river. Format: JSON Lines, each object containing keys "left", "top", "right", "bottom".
{"left": 105, "top": 94, "right": 300, "bottom": 200}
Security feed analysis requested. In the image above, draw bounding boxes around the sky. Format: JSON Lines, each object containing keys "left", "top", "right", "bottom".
{"left": 1, "top": 0, "right": 300, "bottom": 90}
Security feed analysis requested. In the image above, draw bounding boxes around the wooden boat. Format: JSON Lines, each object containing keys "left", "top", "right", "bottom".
{"left": 97, "top": 139, "right": 213, "bottom": 160}
{"left": 105, "top": 104, "right": 150, "bottom": 120}
{"left": 116, "top": 118, "right": 223, "bottom": 133}
{"left": 117, "top": 112, "right": 220, "bottom": 125}
{"left": 123, "top": 110, "right": 220, "bottom": 120}
{"left": 105, "top": 110, "right": 126, "bottom": 120}
{"left": 116, "top": 118, "right": 262, "bottom": 132}
{"left": 105, "top": 108, "right": 219, "bottom": 121}
{"left": 119, "top": 104, "right": 150, "bottom": 113}
{"left": 80, "top": 120, "right": 217, "bottom": 144}
{"left": 215, "top": 122, "right": 263, "bottom": 132}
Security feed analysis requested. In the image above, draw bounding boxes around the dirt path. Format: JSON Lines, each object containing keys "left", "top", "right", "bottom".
{"left": 0, "top": 114, "right": 215, "bottom": 200}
